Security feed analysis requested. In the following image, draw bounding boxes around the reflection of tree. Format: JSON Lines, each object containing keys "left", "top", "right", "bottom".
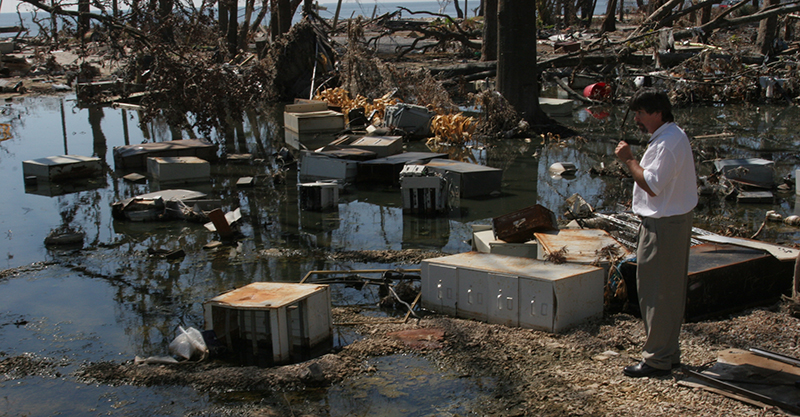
{"left": 88, "top": 106, "right": 107, "bottom": 160}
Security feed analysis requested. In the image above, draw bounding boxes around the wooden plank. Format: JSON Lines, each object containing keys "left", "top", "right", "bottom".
{"left": 694, "top": 235, "right": 799, "bottom": 262}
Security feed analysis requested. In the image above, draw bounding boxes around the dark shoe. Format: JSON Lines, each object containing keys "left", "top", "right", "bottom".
{"left": 672, "top": 362, "right": 682, "bottom": 369}
{"left": 623, "top": 361, "right": 671, "bottom": 378}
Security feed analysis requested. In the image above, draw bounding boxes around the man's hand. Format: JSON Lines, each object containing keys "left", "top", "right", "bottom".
{"left": 615, "top": 140, "right": 633, "bottom": 163}
{"left": 614, "top": 140, "right": 656, "bottom": 197}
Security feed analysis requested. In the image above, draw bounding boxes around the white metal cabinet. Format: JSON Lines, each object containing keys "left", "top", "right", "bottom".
{"left": 421, "top": 252, "right": 604, "bottom": 332}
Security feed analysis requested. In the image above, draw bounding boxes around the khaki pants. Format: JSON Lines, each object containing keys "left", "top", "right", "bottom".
{"left": 637, "top": 211, "right": 693, "bottom": 370}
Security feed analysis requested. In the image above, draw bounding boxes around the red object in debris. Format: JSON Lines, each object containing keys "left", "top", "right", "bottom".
{"left": 586, "top": 108, "right": 610, "bottom": 120}
{"left": 583, "top": 82, "right": 611, "bottom": 100}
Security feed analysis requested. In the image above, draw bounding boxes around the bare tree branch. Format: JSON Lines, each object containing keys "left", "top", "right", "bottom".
{"left": 19, "top": 0, "right": 152, "bottom": 47}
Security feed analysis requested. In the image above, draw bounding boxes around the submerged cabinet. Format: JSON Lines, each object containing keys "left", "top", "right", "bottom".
{"left": 421, "top": 252, "right": 604, "bottom": 332}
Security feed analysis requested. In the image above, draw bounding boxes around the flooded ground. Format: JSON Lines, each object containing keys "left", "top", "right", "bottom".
{"left": 1, "top": 94, "right": 799, "bottom": 416}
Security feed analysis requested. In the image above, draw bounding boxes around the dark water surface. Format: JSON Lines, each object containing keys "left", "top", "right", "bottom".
{"left": 1, "top": 94, "right": 799, "bottom": 415}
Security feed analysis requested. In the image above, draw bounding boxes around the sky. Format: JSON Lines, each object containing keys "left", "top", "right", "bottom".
{"left": 1, "top": 0, "right": 441, "bottom": 14}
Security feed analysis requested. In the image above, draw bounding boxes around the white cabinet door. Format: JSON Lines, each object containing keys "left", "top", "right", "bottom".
{"left": 427, "top": 264, "right": 458, "bottom": 315}
{"left": 488, "top": 273, "right": 518, "bottom": 326}
{"left": 519, "top": 278, "right": 555, "bottom": 331}
{"left": 457, "top": 269, "right": 488, "bottom": 321}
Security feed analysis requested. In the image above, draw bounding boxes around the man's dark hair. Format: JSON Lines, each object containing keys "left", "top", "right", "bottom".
{"left": 629, "top": 88, "right": 674, "bottom": 123}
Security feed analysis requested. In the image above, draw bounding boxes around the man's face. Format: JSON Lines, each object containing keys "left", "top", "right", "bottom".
{"left": 633, "top": 109, "right": 664, "bottom": 134}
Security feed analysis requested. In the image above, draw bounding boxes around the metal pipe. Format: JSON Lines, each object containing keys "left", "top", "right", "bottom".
{"left": 749, "top": 347, "right": 800, "bottom": 368}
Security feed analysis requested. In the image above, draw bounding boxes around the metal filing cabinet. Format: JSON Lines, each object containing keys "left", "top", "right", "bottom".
{"left": 422, "top": 252, "right": 604, "bottom": 332}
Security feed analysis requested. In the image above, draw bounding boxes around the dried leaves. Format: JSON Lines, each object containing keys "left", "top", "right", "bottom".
{"left": 315, "top": 87, "right": 399, "bottom": 124}
{"left": 427, "top": 113, "right": 476, "bottom": 145}
{"left": 544, "top": 246, "right": 569, "bottom": 264}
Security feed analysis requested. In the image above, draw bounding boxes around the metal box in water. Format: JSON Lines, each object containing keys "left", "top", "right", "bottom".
{"left": 423, "top": 159, "right": 503, "bottom": 198}
{"left": 384, "top": 103, "right": 436, "bottom": 137}
{"left": 421, "top": 252, "right": 604, "bottom": 332}
{"left": 328, "top": 135, "right": 403, "bottom": 158}
{"left": 147, "top": 156, "right": 210, "bottom": 183}
{"left": 299, "top": 151, "right": 359, "bottom": 182}
{"left": 203, "top": 282, "right": 333, "bottom": 366}
{"left": 298, "top": 181, "right": 339, "bottom": 211}
{"left": 713, "top": 158, "right": 774, "bottom": 188}
{"left": 284, "top": 110, "right": 345, "bottom": 133}
{"left": 113, "top": 139, "right": 218, "bottom": 169}
{"left": 400, "top": 167, "right": 448, "bottom": 215}
{"left": 22, "top": 154, "right": 103, "bottom": 182}
{"left": 357, "top": 152, "right": 449, "bottom": 185}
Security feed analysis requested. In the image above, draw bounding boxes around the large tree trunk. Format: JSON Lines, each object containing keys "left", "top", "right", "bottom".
{"left": 580, "top": 0, "right": 595, "bottom": 27}
{"left": 271, "top": 0, "right": 292, "bottom": 39}
{"left": 481, "top": 0, "right": 497, "bottom": 61}
{"left": 497, "top": 0, "right": 547, "bottom": 125}
{"left": 601, "top": 0, "right": 616, "bottom": 33}
{"left": 219, "top": 0, "right": 229, "bottom": 39}
{"left": 78, "top": 0, "right": 90, "bottom": 41}
{"left": 227, "top": 0, "right": 238, "bottom": 56}
{"left": 454, "top": 0, "right": 464, "bottom": 18}
{"left": 757, "top": 0, "right": 780, "bottom": 55}
{"left": 158, "top": 0, "right": 174, "bottom": 43}
{"left": 237, "top": 0, "right": 256, "bottom": 50}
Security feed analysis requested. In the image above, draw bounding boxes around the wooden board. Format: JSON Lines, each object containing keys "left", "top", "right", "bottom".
{"left": 694, "top": 235, "right": 799, "bottom": 262}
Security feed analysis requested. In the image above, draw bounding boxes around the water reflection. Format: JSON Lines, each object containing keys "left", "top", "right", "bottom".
{"left": 1, "top": 94, "right": 800, "bottom": 414}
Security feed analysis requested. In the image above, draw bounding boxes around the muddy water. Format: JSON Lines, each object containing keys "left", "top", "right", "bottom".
{"left": 0, "top": 94, "right": 798, "bottom": 415}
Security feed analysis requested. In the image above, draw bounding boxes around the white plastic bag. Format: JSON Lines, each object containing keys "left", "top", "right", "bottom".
{"left": 168, "top": 326, "right": 208, "bottom": 361}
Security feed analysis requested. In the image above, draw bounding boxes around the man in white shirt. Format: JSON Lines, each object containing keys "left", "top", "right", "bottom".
{"left": 615, "top": 88, "right": 698, "bottom": 378}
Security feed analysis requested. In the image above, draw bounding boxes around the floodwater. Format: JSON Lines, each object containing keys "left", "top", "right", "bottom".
{"left": 1, "top": 93, "right": 799, "bottom": 415}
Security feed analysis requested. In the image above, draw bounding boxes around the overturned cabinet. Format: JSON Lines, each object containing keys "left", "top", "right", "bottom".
{"left": 203, "top": 282, "right": 333, "bottom": 366}
{"left": 421, "top": 252, "right": 604, "bottom": 332}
